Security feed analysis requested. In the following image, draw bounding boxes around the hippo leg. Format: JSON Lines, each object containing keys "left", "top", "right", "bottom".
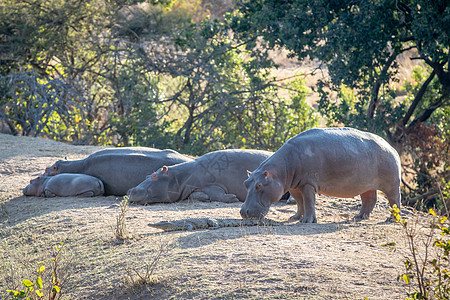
{"left": 201, "top": 186, "right": 240, "bottom": 203}
{"left": 288, "top": 189, "right": 304, "bottom": 221}
{"left": 355, "top": 190, "right": 377, "bottom": 221}
{"left": 300, "top": 184, "right": 317, "bottom": 223}
{"left": 383, "top": 186, "right": 402, "bottom": 222}
{"left": 76, "top": 191, "right": 95, "bottom": 197}
{"left": 384, "top": 187, "right": 401, "bottom": 209}
{"left": 189, "top": 191, "right": 210, "bottom": 202}
{"left": 43, "top": 189, "right": 56, "bottom": 198}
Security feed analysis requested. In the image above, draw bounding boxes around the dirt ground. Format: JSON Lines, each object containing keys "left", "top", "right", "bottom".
{"left": 0, "top": 133, "right": 434, "bottom": 299}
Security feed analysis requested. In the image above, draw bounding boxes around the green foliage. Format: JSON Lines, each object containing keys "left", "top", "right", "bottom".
{"left": 5, "top": 242, "right": 65, "bottom": 300}
{"left": 0, "top": 0, "right": 320, "bottom": 154}
{"left": 234, "top": 0, "right": 450, "bottom": 203}
{"left": 389, "top": 204, "right": 450, "bottom": 299}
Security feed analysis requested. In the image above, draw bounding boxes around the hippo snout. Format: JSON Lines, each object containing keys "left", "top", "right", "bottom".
{"left": 127, "top": 187, "right": 147, "bottom": 203}
{"left": 240, "top": 201, "right": 269, "bottom": 219}
{"left": 22, "top": 186, "right": 29, "bottom": 196}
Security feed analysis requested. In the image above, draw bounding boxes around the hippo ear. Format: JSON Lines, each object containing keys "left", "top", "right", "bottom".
{"left": 247, "top": 170, "right": 252, "bottom": 177}
{"left": 162, "top": 166, "right": 169, "bottom": 175}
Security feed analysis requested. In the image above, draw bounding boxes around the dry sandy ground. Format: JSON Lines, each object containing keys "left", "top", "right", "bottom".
{"left": 0, "top": 133, "right": 433, "bottom": 299}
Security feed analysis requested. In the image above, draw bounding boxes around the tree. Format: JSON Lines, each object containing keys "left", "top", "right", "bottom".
{"left": 233, "top": 0, "right": 449, "bottom": 138}
{"left": 233, "top": 0, "right": 449, "bottom": 205}
{"left": 113, "top": 5, "right": 317, "bottom": 153}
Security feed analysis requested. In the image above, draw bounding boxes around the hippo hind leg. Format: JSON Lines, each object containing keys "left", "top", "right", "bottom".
{"left": 385, "top": 186, "right": 401, "bottom": 209}
{"left": 355, "top": 190, "right": 377, "bottom": 221}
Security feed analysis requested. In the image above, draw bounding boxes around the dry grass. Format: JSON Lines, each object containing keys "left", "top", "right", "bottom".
{"left": 115, "top": 196, "right": 132, "bottom": 241}
{"left": 0, "top": 133, "right": 434, "bottom": 299}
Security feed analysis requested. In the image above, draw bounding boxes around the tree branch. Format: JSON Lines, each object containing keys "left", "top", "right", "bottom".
{"left": 402, "top": 69, "right": 436, "bottom": 126}
{"left": 367, "top": 51, "right": 398, "bottom": 119}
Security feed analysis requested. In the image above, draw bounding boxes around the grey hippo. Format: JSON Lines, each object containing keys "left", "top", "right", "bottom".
{"left": 45, "top": 147, "right": 192, "bottom": 196}
{"left": 240, "top": 127, "right": 402, "bottom": 223}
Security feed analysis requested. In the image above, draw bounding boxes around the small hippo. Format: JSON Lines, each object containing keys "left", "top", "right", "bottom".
{"left": 128, "top": 149, "right": 274, "bottom": 204}
{"left": 44, "top": 147, "right": 192, "bottom": 196}
{"left": 23, "top": 174, "right": 104, "bottom": 197}
{"left": 240, "top": 127, "right": 401, "bottom": 222}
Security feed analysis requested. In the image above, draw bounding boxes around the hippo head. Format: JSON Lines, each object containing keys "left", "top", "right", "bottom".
{"left": 127, "top": 166, "right": 171, "bottom": 204}
{"left": 45, "top": 160, "right": 62, "bottom": 176}
{"left": 23, "top": 176, "right": 45, "bottom": 196}
{"left": 240, "top": 169, "right": 284, "bottom": 219}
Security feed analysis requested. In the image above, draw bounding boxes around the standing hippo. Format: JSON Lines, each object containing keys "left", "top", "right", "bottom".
{"left": 45, "top": 147, "right": 192, "bottom": 196}
{"left": 23, "top": 174, "right": 104, "bottom": 197}
{"left": 240, "top": 127, "right": 401, "bottom": 222}
{"left": 127, "top": 149, "right": 274, "bottom": 204}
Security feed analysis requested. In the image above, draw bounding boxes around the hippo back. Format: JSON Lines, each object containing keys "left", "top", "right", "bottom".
{"left": 189, "top": 149, "right": 273, "bottom": 201}
{"left": 48, "top": 148, "right": 192, "bottom": 196}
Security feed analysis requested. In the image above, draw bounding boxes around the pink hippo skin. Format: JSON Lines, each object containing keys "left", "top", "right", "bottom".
{"left": 127, "top": 149, "right": 274, "bottom": 204}
{"left": 45, "top": 147, "right": 192, "bottom": 196}
{"left": 23, "top": 174, "right": 104, "bottom": 197}
{"left": 240, "top": 127, "right": 402, "bottom": 223}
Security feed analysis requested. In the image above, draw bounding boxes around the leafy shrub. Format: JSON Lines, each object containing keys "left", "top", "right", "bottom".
{"left": 390, "top": 203, "right": 450, "bottom": 299}
{"left": 5, "top": 242, "right": 65, "bottom": 300}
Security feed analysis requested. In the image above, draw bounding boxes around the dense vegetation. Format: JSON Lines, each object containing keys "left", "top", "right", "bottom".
{"left": 0, "top": 0, "right": 448, "bottom": 207}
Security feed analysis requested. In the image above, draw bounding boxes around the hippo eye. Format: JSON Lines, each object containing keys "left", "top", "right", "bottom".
{"left": 255, "top": 182, "right": 263, "bottom": 191}
{"left": 52, "top": 166, "right": 57, "bottom": 170}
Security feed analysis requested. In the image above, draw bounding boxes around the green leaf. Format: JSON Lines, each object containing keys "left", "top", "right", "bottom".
{"left": 429, "top": 208, "right": 436, "bottom": 217}
{"left": 36, "top": 276, "right": 43, "bottom": 289}
{"left": 402, "top": 274, "right": 409, "bottom": 284}
{"left": 36, "top": 289, "right": 44, "bottom": 297}
{"left": 37, "top": 265, "right": 45, "bottom": 273}
{"left": 53, "top": 285, "right": 61, "bottom": 293}
{"left": 22, "top": 279, "right": 34, "bottom": 287}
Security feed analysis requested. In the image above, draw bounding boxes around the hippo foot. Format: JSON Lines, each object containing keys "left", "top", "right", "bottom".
{"left": 43, "top": 190, "right": 56, "bottom": 198}
{"left": 221, "top": 194, "right": 240, "bottom": 203}
{"left": 189, "top": 192, "right": 210, "bottom": 202}
{"left": 299, "top": 215, "right": 317, "bottom": 223}
{"left": 289, "top": 213, "right": 302, "bottom": 221}
{"left": 354, "top": 213, "right": 369, "bottom": 222}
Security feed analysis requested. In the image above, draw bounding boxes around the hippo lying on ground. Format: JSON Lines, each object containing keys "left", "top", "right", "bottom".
{"left": 240, "top": 127, "right": 402, "bottom": 223}
{"left": 23, "top": 174, "right": 104, "bottom": 197}
{"left": 45, "top": 147, "right": 192, "bottom": 196}
{"left": 128, "top": 149, "right": 274, "bottom": 204}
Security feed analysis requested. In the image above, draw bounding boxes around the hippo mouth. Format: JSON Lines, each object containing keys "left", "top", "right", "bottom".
{"left": 240, "top": 200, "right": 270, "bottom": 219}
{"left": 127, "top": 188, "right": 148, "bottom": 204}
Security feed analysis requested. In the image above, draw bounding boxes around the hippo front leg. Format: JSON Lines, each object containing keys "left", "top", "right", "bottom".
{"left": 299, "top": 184, "right": 317, "bottom": 223}
{"left": 201, "top": 185, "right": 240, "bottom": 203}
{"left": 189, "top": 191, "right": 210, "bottom": 202}
{"left": 43, "top": 189, "right": 56, "bottom": 198}
{"left": 288, "top": 189, "right": 304, "bottom": 221}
